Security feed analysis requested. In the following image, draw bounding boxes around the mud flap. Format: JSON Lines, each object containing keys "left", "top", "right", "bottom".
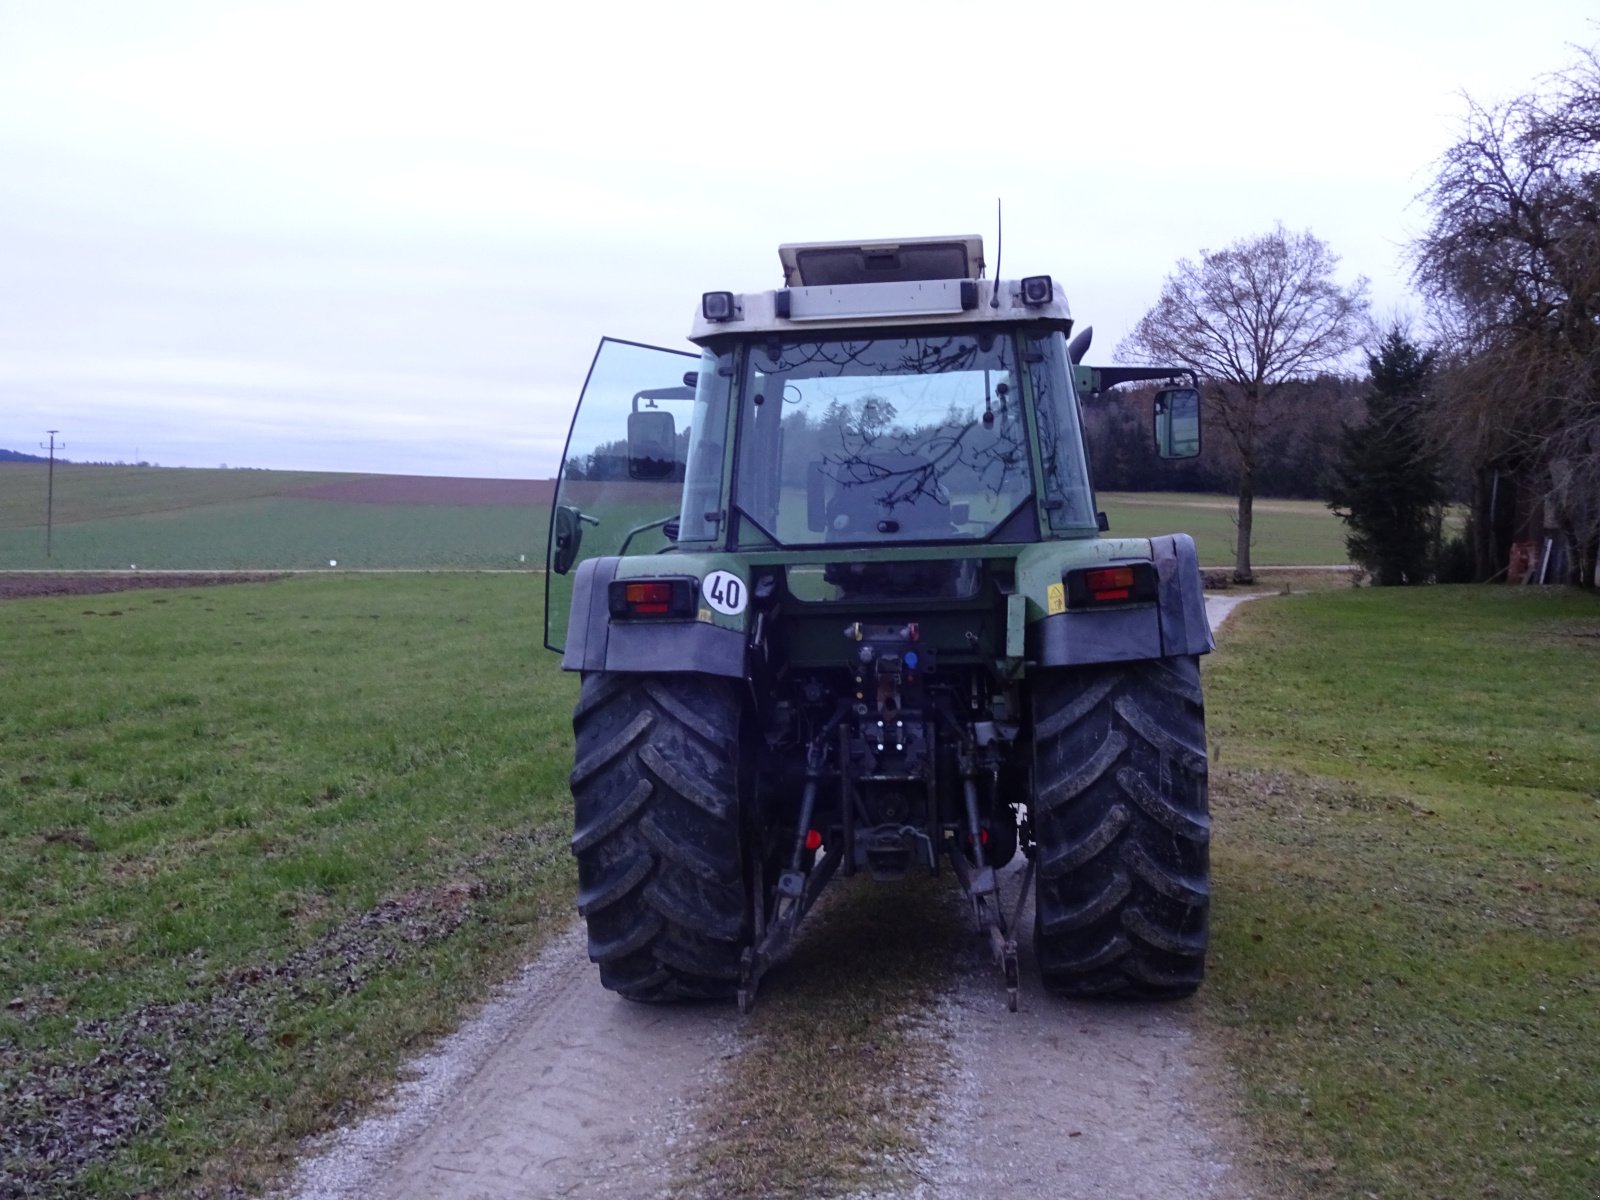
{"left": 1152, "top": 533, "right": 1214, "bottom": 656}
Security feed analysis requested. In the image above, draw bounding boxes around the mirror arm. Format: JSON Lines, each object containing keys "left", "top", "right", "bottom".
{"left": 616, "top": 514, "right": 674, "bottom": 558}
{"left": 1081, "top": 365, "right": 1198, "bottom": 399}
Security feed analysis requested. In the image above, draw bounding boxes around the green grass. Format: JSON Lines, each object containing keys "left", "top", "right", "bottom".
{"left": 0, "top": 496, "right": 547, "bottom": 570}
{"left": 1102, "top": 491, "right": 1350, "bottom": 567}
{"left": 1202, "top": 587, "right": 1600, "bottom": 1197}
{"left": 0, "top": 575, "right": 579, "bottom": 1198}
{"left": 0, "top": 465, "right": 550, "bottom": 570}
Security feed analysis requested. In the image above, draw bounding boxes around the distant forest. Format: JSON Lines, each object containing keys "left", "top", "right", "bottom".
{"left": 1082, "top": 375, "right": 1366, "bottom": 499}
{"left": 0, "top": 452, "right": 169, "bottom": 467}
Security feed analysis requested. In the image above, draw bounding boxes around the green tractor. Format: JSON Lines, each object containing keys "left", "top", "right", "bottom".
{"left": 544, "top": 236, "right": 1211, "bottom": 1011}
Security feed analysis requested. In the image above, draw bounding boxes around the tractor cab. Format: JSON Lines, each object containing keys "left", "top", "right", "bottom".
{"left": 545, "top": 237, "right": 1135, "bottom": 647}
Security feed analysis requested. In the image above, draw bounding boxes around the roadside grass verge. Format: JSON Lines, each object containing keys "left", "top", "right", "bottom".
{"left": 681, "top": 876, "right": 964, "bottom": 1199}
{"left": 1202, "top": 586, "right": 1600, "bottom": 1197}
{"left": 1101, "top": 491, "right": 1349, "bottom": 567}
{"left": 1241, "top": 567, "right": 1360, "bottom": 595}
{"left": 0, "top": 574, "right": 579, "bottom": 1199}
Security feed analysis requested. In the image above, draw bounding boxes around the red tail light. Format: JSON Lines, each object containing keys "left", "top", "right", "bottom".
{"left": 1085, "top": 567, "right": 1135, "bottom": 601}
{"left": 607, "top": 577, "right": 697, "bottom": 618}
{"left": 1065, "top": 562, "right": 1158, "bottom": 608}
{"left": 626, "top": 582, "right": 672, "bottom": 614}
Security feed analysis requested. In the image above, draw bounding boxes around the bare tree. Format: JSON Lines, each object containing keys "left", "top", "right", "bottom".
{"left": 1119, "top": 226, "right": 1371, "bottom": 582}
{"left": 1414, "top": 45, "right": 1600, "bottom": 585}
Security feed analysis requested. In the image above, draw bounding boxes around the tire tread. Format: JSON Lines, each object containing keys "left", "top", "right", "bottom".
{"left": 1032, "top": 658, "right": 1210, "bottom": 1001}
{"left": 570, "top": 672, "right": 751, "bottom": 1002}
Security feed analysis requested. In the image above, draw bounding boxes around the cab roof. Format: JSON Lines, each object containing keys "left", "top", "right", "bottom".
{"left": 691, "top": 234, "right": 1072, "bottom": 344}
{"left": 778, "top": 235, "right": 984, "bottom": 286}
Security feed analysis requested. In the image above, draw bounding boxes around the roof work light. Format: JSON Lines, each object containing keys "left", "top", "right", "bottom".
{"left": 1020, "top": 275, "right": 1054, "bottom": 306}
{"left": 701, "top": 291, "right": 739, "bottom": 322}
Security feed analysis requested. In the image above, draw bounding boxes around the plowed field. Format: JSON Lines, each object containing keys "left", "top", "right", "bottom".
{"left": 285, "top": 477, "right": 556, "bottom": 506}
{"left": 0, "top": 572, "right": 283, "bottom": 600}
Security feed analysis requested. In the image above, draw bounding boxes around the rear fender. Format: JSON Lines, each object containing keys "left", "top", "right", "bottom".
{"left": 1023, "top": 533, "right": 1213, "bottom": 667}
{"left": 561, "top": 554, "right": 750, "bottom": 678}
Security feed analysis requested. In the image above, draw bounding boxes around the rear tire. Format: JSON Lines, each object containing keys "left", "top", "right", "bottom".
{"left": 570, "top": 672, "right": 752, "bottom": 1001}
{"left": 1030, "top": 657, "right": 1209, "bottom": 999}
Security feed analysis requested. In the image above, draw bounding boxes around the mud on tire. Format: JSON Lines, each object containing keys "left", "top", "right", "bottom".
{"left": 570, "top": 672, "right": 751, "bottom": 1001}
{"left": 1030, "top": 657, "right": 1209, "bottom": 999}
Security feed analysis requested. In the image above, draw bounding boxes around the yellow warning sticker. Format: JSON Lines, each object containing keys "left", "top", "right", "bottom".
{"left": 1047, "top": 583, "right": 1066, "bottom": 615}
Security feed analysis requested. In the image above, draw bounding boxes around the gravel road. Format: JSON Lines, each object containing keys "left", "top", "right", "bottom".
{"left": 281, "top": 922, "right": 739, "bottom": 1200}
{"left": 281, "top": 594, "right": 1261, "bottom": 1200}
{"left": 912, "top": 860, "right": 1242, "bottom": 1199}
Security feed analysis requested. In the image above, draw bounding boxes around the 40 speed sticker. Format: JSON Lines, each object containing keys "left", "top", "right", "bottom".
{"left": 701, "top": 570, "right": 747, "bottom": 616}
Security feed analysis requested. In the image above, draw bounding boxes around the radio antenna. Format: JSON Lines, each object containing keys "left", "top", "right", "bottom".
{"left": 990, "top": 198, "right": 1003, "bottom": 308}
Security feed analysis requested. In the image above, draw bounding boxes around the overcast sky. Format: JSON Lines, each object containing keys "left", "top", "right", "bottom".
{"left": 1, "top": 1, "right": 1595, "bottom": 478}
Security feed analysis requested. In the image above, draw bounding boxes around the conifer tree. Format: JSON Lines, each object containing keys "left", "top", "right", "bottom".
{"left": 1327, "top": 328, "right": 1447, "bottom": 585}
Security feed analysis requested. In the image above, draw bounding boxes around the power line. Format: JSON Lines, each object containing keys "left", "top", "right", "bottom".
{"left": 40, "top": 430, "right": 64, "bottom": 558}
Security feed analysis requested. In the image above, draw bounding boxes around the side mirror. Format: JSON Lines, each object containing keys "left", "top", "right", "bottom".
{"left": 627, "top": 409, "right": 677, "bottom": 480}
{"left": 1153, "top": 387, "right": 1201, "bottom": 460}
{"left": 552, "top": 504, "right": 585, "bottom": 574}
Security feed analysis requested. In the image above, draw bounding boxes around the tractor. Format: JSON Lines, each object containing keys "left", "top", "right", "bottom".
{"left": 544, "top": 235, "right": 1211, "bottom": 1011}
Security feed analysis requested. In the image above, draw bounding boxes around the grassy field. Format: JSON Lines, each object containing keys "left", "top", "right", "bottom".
{"left": 1204, "top": 587, "right": 1600, "bottom": 1197}
{"left": 0, "top": 466, "right": 548, "bottom": 571}
{"left": 0, "top": 465, "right": 1348, "bottom": 570}
{"left": 0, "top": 496, "right": 547, "bottom": 571}
{"left": 0, "top": 575, "right": 578, "bottom": 1198}
{"left": 1101, "top": 491, "right": 1350, "bottom": 567}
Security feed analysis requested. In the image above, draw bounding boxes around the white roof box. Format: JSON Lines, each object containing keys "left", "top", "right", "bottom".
{"left": 778, "top": 235, "right": 985, "bottom": 287}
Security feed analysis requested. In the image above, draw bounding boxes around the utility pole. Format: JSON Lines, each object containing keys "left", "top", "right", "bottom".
{"left": 41, "top": 430, "right": 63, "bottom": 558}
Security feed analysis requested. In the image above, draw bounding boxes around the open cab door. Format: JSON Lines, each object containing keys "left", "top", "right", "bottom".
{"left": 544, "top": 338, "right": 699, "bottom": 652}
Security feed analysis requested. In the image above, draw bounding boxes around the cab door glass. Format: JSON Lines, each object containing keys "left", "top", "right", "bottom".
{"left": 677, "top": 347, "right": 735, "bottom": 543}
{"left": 1026, "top": 330, "right": 1097, "bottom": 532}
{"left": 544, "top": 337, "right": 697, "bottom": 652}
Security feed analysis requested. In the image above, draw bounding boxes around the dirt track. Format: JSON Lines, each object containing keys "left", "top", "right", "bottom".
{"left": 284, "top": 476, "right": 556, "bottom": 506}
{"left": 282, "top": 596, "right": 1261, "bottom": 1200}
{"left": 0, "top": 572, "right": 285, "bottom": 600}
{"left": 284, "top": 925, "right": 736, "bottom": 1200}
{"left": 916, "top": 862, "right": 1242, "bottom": 1198}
